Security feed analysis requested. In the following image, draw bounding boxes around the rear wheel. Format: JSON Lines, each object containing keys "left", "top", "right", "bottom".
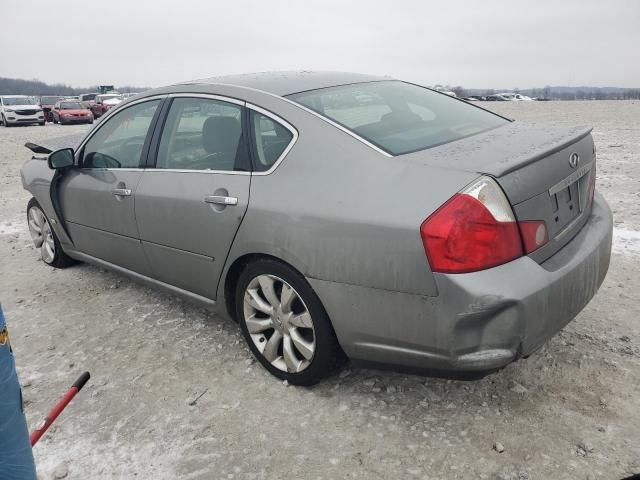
{"left": 26, "top": 198, "right": 75, "bottom": 268}
{"left": 235, "top": 259, "right": 344, "bottom": 385}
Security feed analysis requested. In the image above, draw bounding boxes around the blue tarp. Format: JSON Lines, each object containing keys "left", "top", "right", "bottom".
{"left": 0, "top": 304, "right": 36, "bottom": 480}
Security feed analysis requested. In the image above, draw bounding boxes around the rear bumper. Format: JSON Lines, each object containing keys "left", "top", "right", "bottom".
{"left": 310, "top": 192, "right": 613, "bottom": 372}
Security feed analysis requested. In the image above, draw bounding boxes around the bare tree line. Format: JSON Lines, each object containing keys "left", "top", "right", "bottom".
{"left": 0, "top": 77, "right": 149, "bottom": 96}
{"left": 448, "top": 84, "right": 640, "bottom": 100}
{"left": 2, "top": 76, "right": 639, "bottom": 101}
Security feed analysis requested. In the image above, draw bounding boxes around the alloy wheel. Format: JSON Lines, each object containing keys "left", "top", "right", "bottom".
{"left": 243, "top": 274, "right": 316, "bottom": 373}
{"left": 27, "top": 207, "right": 55, "bottom": 263}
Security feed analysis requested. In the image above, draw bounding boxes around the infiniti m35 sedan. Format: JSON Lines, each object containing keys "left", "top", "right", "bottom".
{"left": 21, "top": 71, "right": 612, "bottom": 385}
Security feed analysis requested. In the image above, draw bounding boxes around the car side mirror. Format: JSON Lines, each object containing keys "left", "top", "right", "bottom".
{"left": 48, "top": 148, "right": 75, "bottom": 170}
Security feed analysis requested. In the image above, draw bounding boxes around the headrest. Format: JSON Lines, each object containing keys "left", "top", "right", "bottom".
{"left": 202, "top": 116, "right": 241, "bottom": 154}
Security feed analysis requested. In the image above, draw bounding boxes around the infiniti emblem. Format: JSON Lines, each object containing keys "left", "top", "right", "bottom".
{"left": 569, "top": 152, "right": 580, "bottom": 168}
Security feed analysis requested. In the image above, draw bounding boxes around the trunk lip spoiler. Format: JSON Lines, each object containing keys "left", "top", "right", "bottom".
{"left": 496, "top": 126, "right": 593, "bottom": 177}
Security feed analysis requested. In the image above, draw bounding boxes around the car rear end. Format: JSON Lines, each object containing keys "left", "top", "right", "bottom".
{"left": 414, "top": 124, "right": 611, "bottom": 369}
{"left": 287, "top": 80, "right": 612, "bottom": 371}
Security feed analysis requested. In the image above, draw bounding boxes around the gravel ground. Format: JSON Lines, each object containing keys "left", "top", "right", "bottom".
{"left": 1, "top": 101, "right": 639, "bottom": 480}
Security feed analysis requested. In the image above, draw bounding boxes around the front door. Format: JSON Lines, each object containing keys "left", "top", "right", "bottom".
{"left": 58, "top": 99, "right": 162, "bottom": 275}
{"left": 135, "top": 96, "right": 251, "bottom": 299}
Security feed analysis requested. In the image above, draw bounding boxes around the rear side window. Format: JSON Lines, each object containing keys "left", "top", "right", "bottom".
{"left": 156, "top": 98, "right": 248, "bottom": 172}
{"left": 287, "top": 81, "right": 508, "bottom": 155}
{"left": 250, "top": 111, "right": 293, "bottom": 171}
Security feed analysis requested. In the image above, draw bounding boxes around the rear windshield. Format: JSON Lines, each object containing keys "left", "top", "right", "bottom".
{"left": 287, "top": 81, "right": 508, "bottom": 155}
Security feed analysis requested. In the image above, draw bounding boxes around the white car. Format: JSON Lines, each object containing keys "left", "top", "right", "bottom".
{"left": 0, "top": 95, "right": 45, "bottom": 126}
{"left": 431, "top": 85, "right": 457, "bottom": 97}
{"left": 495, "top": 93, "right": 534, "bottom": 102}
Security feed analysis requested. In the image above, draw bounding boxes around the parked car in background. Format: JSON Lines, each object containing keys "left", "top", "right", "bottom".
{"left": 432, "top": 85, "right": 457, "bottom": 97}
{"left": 21, "top": 71, "right": 612, "bottom": 385}
{"left": 89, "top": 93, "right": 123, "bottom": 118}
{"left": 52, "top": 100, "right": 94, "bottom": 124}
{"left": 495, "top": 93, "right": 534, "bottom": 101}
{"left": 39, "top": 95, "right": 64, "bottom": 122}
{"left": 1, "top": 95, "right": 45, "bottom": 126}
{"left": 78, "top": 92, "right": 99, "bottom": 107}
{"left": 122, "top": 93, "right": 138, "bottom": 100}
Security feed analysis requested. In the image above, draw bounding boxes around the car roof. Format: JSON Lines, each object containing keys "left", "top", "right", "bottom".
{"left": 2, "top": 95, "right": 30, "bottom": 98}
{"left": 184, "top": 70, "right": 390, "bottom": 96}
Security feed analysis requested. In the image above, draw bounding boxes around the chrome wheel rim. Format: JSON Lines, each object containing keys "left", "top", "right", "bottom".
{"left": 28, "top": 207, "right": 55, "bottom": 263}
{"left": 243, "top": 274, "right": 316, "bottom": 373}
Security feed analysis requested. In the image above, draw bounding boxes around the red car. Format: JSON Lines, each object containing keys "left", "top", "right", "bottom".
{"left": 52, "top": 100, "right": 94, "bottom": 125}
{"left": 88, "top": 93, "right": 123, "bottom": 118}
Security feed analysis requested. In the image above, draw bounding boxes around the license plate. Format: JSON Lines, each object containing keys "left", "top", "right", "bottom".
{"left": 551, "top": 181, "right": 580, "bottom": 230}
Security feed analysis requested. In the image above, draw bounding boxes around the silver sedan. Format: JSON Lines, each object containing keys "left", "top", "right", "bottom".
{"left": 21, "top": 71, "right": 613, "bottom": 385}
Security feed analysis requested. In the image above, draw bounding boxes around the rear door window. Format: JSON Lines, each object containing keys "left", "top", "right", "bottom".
{"left": 155, "top": 97, "right": 248, "bottom": 172}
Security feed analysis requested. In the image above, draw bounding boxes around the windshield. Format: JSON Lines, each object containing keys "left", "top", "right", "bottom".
{"left": 40, "top": 96, "right": 60, "bottom": 105}
{"left": 2, "top": 96, "right": 37, "bottom": 106}
{"left": 287, "top": 81, "right": 508, "bottom": 155}
{"left": 60, "top": 102, "right": 83, "bottom": 109}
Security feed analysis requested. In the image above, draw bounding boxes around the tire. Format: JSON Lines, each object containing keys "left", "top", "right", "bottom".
{"left": 39, "top": 121, "right": 45, "bottom": 126}
{"left": 235, "top": 258, "right": 345, "bottom": 385}
{"left": 3, "top": 115, "right": 11, "bottom": 127}
{"left": 26, "top": 198, "right": 75, "bottom": 268}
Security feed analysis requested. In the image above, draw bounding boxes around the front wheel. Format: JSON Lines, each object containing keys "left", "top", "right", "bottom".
{"left": 235, "top": 259, "right": 345, "bottom": 385}
{"left": 27, "top": 198, "right": 75, "bottom": 268}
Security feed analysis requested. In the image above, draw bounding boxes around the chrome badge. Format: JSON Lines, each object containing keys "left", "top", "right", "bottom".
{"left": 569, "top": 152, "right": 580, "bottom": 168}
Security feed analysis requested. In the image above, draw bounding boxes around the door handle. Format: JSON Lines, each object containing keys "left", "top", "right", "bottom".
{"left": 112, "top": 188, "right": 132, "bottom": 196}
{"left": 204, "top": 195, "right": 238, "bottom": 206}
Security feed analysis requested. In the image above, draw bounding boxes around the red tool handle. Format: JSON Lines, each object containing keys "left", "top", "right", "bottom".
{"left": 30, "top": 372, "right": 90, "bottom": 447}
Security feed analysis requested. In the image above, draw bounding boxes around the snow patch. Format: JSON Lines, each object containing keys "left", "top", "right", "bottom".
{"left": 0, "top": 220, "right": 24, "bottom": 236}
{"left": 612, "top": 227, "right": 640, "bottom": 256}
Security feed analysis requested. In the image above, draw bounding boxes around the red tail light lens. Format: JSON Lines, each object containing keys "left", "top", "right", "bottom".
{"left": 519, "top": 221, "right": 548, "bottom": 254}
{"left": 420, "top": 177, "right": 523, "bottom": 273}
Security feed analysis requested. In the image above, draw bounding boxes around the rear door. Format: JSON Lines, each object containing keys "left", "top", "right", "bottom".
{"left": 58, "top": 98, "right": 162, "bottom": 275}
{"left": 135, "top": 95, "right": 251, "bottom": 299}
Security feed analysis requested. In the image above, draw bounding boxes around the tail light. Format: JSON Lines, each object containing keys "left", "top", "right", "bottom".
{"left": 519, "top": 221, "right": 548, "bottom": 254}
{"left": 420, "top": 177, "right": 523, "bottom": 273}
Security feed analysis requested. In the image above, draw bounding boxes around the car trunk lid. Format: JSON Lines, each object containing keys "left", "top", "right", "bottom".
{"left": 402, "top": 122, "right": 596, "bottom": 263}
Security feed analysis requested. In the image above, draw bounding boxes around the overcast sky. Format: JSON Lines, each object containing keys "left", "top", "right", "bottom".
{"left": 2, "top": 0, "right": 639, "bottom": 89}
